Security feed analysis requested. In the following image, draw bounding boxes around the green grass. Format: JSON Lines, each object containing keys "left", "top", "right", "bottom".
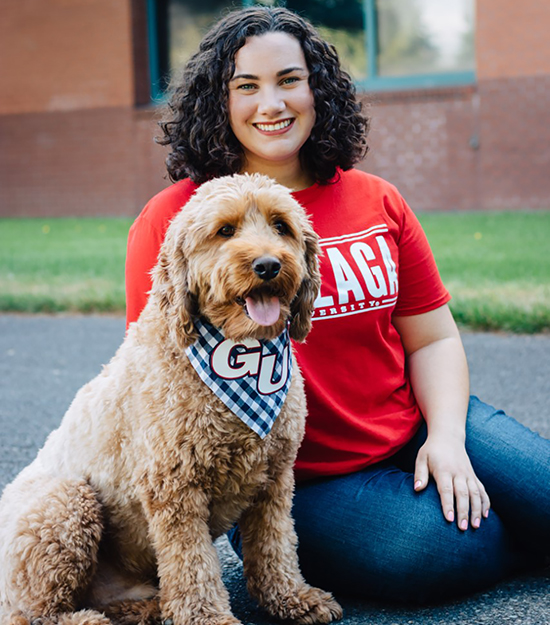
{"left": 418, "top": 212, "right": 550, "bottom": 333}
{"left": 1, "top": 212, "right": 549, "bottom": 332}
{"left": 0, "top": 218, "right": 132, "bottom": 313}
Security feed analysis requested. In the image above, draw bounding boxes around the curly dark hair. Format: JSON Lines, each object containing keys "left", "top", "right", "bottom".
{"left": 158, "top": 5, "right": 369, "bottom": 184}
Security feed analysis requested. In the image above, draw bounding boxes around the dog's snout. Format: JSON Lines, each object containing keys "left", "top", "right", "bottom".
{"left": 253, "top": 256, "right": 281, "bottom": 281}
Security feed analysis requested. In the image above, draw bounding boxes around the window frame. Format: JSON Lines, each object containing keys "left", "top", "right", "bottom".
{"left": 361, "top": 0, "right": 476, "bottom": 91}
{"left": 146, "top": 0, "right": 476, "bottom": 101}
{"left": 146, "top": 0, "right": 164, "bottom": 102}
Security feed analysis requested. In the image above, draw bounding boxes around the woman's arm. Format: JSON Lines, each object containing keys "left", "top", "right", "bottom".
{"left": 393, "top": 304, "right": 490, "bottom": 531}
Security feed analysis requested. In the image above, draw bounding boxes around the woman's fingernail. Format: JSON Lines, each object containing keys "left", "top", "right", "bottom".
{"left": 446, "top": 511, "right": 454, "bottom": 522}
{"left": 483, "top": 509, "right": 490, "bottom": 518}
{"left": 460, "top": 519, "right": 468, "bottom": 530}
{"left": 473, "top": 518, "right": 480, "bottom": 528}
{"left": 414, "top": 480, "right": 422, "bottom": 490}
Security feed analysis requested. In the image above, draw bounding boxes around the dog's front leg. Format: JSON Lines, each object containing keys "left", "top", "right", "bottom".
{"left": 239, "top": 465, "right": 343, "bottom": 624}
{"left": 141, "top": 481, "right": 241, "bottom": 625}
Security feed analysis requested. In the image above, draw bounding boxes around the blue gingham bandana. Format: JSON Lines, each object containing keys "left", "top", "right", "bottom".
{"left": 186, "top": 318, "right": 292, "bottom": 438}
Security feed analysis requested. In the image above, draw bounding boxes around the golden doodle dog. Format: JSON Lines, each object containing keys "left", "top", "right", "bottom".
{"left": 0, "top": 174, "right": 343, "bottom": 625}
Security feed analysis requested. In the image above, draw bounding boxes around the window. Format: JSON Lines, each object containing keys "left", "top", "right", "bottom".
{"left": 147, "top": 0, "right": 238, "bottom": 100}
{"left": 147, "top": 0, "right": 475, "bottom": 99}
{"left": 370, "top": 0, "right": 475, "bottom": 89}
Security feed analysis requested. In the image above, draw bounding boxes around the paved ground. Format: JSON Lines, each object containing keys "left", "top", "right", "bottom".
{"left": 0, "top": 315, "right": 548, "bottom": 625}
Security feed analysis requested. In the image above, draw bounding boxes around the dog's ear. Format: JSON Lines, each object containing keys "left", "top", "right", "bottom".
{"left": 289, "top": 225, "right": 322, "bottom": 342}
{"left": 150, "top": 222, "right": 198, "bottom": 350}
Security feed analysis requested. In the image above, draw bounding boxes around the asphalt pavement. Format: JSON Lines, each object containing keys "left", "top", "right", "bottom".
{"left": 0, "top": 314, "right": 548, "bottom": 625}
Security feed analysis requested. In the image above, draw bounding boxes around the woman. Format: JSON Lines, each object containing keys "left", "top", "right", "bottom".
{"left": 126, "top": 6, "right": 550, "bottom": 604}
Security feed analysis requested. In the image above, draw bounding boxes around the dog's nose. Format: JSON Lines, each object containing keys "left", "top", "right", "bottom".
{"left": 252, "top": 256, "right": 281, "bottom": 281}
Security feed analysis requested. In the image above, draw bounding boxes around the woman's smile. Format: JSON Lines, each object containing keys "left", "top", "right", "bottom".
{"left": 253, "top": 118, "right": 295, "bottom": 134}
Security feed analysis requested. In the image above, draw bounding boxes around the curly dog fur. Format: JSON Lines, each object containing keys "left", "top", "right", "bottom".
{"left": 0, "top": 174, "right": 342, "bottom": 625}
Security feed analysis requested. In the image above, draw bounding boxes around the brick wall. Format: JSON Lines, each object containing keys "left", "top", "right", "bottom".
{"left": 0, "top": 107, "right": 168, "bottom": 217}
{"left": 0, "top": 0, "right": 169, "bottom": 217}
{"left": 477, "top": 75, "right": 550, "bottom": 209}
{"left": 363, "top": 87, "right": 479, "bottom": 211}
{"left": 357, "top": 0, "right": 550, "bottom": 211}
{"left": 0, "top": 0, "right": 135, "bottom": 115}
{"left": 1, "top": 0, "right": 549, "bottom": 216}
{"left": 362, "top": 71, "right": 550, "bottom": 211}
{"left": 477, "top": 0, "right": 550, "bottom": 80}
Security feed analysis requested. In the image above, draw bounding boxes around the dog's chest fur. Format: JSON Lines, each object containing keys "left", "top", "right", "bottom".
{"left": 43, "top": 329, "right": 306, "bottom": 573}
{"left": 134, "top": 349, "right": 304, "bottom": 539}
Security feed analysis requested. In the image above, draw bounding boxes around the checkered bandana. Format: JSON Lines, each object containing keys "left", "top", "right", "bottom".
{"left": 186, "top": 317, "right": 293, "bottom": 438}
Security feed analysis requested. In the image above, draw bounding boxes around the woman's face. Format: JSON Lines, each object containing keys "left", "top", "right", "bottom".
{"left": 228, "top": 32, "right": 316, "bottom": 184}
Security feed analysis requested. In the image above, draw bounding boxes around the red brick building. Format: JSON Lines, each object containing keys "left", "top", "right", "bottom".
{"left": 1, "top": 0, "right": 549, "bottom": 216}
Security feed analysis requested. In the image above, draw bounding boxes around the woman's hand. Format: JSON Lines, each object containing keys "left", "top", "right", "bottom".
{"left": 393, "top": 305, "right": 490, "bottom": 531}
{"left": 414, "top": 432, "right": 490, "bottom": 530}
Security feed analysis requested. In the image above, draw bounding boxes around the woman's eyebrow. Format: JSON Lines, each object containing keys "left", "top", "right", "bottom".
{"left": 230, "top": 67, "right": 307, "bottom": 82}
{"left": 230, "top": 73, "right": 258, "bottom": 82}
{"left": 277, "top": 66, "right": 307, "bottom": 76}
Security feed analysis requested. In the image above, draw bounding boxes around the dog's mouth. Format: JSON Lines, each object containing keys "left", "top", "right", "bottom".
{"left": 236, "top": 291, "right": 281, "bottom": 327}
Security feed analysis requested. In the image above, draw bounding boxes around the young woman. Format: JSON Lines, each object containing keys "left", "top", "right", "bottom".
{"left": 125, "top": 6, "right": 550, "bottom": 604}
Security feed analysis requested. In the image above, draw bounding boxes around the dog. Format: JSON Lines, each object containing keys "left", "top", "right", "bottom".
{"left": 0, "top": 174, "right": 343, "bottom": 625}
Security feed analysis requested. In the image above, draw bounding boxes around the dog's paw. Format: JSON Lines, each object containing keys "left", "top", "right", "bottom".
{"left": 20, "top": 610, "right": 111, "bottom": 625}
{"left": 163, "top": 614, "right": 242, "bottom": 625}
{"left": 8, "top": 611, "right": 31, "bottom": 625}
{"left": 54, "top": 610, "right": 112, "bottom": 625}
{"left": 266, "top": 585, "right": 343, "bottom": 624}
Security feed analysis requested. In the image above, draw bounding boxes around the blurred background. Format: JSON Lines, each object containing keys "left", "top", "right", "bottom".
{"left": 1, "top": 0, "right": 549, "bottom": 330}
{"left": 2, "top": 0, "right": 550, "bottom": 218}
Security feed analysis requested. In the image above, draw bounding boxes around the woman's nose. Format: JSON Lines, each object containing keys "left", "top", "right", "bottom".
{"left": 257, "top": 86, "right": 285, "bottom": 116}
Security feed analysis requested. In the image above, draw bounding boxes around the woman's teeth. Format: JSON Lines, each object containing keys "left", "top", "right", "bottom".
{"left": 255, "top": 119, "right": 293, "bottom": 132}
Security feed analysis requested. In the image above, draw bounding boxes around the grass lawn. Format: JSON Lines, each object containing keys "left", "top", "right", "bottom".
{"left": 1, "top": 212, "right": 549, "bottom": 332}
{"left": 419, "top": 212, "right": 550, "bottom": 333}
{"left": 0, "top": 218, "right": 131, "bottom": 314}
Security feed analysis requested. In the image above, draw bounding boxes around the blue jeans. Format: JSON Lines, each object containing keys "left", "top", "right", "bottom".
{"left": 228, "top": 397, "right": 550, "bottom": 603}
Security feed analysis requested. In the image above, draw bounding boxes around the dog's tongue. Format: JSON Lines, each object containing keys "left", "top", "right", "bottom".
{"left": 245, "top": 294, "right": 281, "bottom": 326}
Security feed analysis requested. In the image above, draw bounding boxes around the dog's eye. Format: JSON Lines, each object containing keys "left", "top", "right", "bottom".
{"left": 273, "top": 221, "right": 289, "bottom": 236}
{"left": 217, "top": 225, "right": 236, "bottom": 238}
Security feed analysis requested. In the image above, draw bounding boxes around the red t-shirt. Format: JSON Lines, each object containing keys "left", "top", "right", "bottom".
{"left": 125, "top": 169, "right": 450, "bottom": 481}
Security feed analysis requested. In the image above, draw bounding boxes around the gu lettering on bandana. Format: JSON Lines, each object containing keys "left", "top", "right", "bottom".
{"left": 186, "top": 317, "right": 292, "bottom": 438}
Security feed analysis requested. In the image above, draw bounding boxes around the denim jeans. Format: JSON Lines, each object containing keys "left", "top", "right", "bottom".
{"left": 228, "top": 397, "right": 550, "bottom": 603}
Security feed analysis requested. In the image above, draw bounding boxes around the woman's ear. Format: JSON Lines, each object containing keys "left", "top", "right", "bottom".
{"left": 290, "top": 226, "right": 321, "bottom": 342}
{"left": 150, "top": 223, "right": 198, "bottom": 350}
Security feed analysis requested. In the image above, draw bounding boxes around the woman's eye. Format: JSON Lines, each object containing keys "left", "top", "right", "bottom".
{"left": 273, "top": 221, "right": 289, "bottom": 236}
{"left": 281, "top": 76, "right": 299, "bottom": 86}
{"left": 218, "top": 225, "right": 236, "bottom": 238}
{"left": 237, "top": 83, "right": 257, "bottom": 91}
